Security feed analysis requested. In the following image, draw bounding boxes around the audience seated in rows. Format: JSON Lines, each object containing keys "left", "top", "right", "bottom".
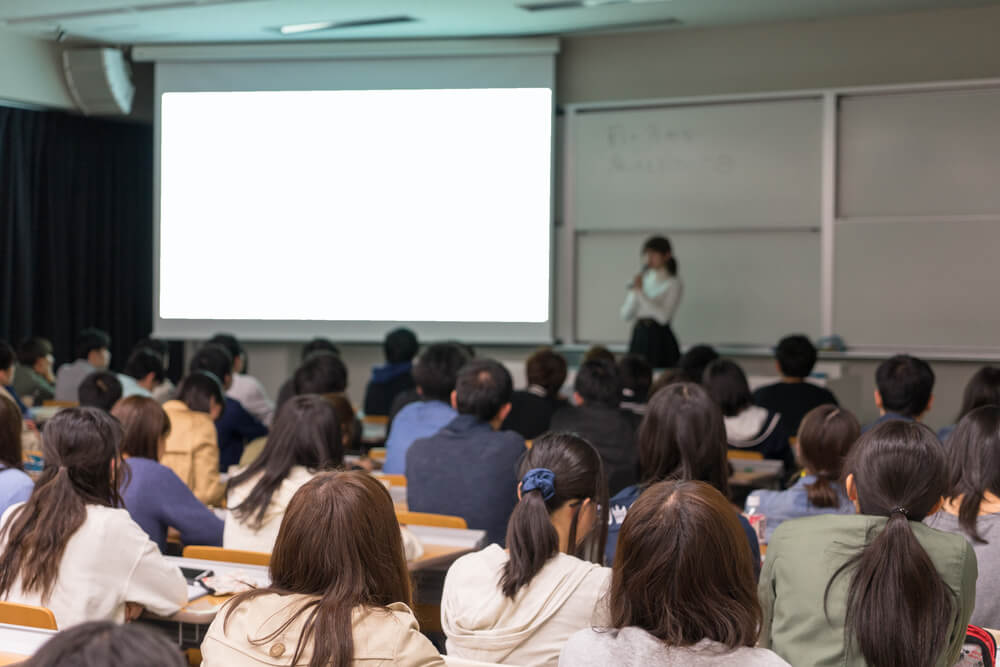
{"left": 501, "top": 346, "right": 569, "bottom": 440}
{"left": 745, "top": 404, "right": 858, "bottom": 542}
{"left": 383, "top": 342, "right": 469, "bottom": 475}
{"left": 201, "top": 471, "right": 444, "bottom": 666}
{"left": 406, "top": 359, "right": 524, "bottom": 546}
{"left": 113, "top": 396, "right": 223, "bottom": 552}
{"left": 703, "top": 359, "right": 795, "bottom": 473}
{"left": 562, "top": 480, "right": 789, "bottom": 666}
{"left": 388, "top": 340, "right": 476, "bottom": 424}
{"left": 210, "top": 333, "right": 276, "bottom": 426}
{"left": 551, "top": 359, "right": 640, "bottom": 495}
{"left": 0, "top": 408, "right": 186, "bottom": 628}
{"left": 77, "top": 371, "right": 122, "bottom": 412}
{"left": 225, "top": 395, "right": 344, "bottom": 553}
{"left": 0, "top": 395, "right": 32, "bottom": 516}
{"left": 162, "top": 371, "right": 227, "bottom": 505}
{"left": 760, "top": 420, "right": 976, "bottom": 666}
{"left": 926, "top": 404, "right": 1000, "bottom": 629}
{"left": 865, "top": 353, "right": 935, "bottom": 431}
{"left": 443, "top": 433, "right": 610, "bottom": 667}
{"left": 364, "top": 327, "right": 419, "bottom": 417}
{"left": 189, "top": 343, "right": 268, "bottom": 471}
{"left": 618, "top": 353, "right": 652, "bottom": 415}
{"left": 274, "top": 337, "right": 341, "bottom": 409}
{"left": 752, "top": 334, "right": 838, "bottom": 432}
{"left": 117, "top": 347, "right": 164, "bottom": 399}
{"left": 12, "top": 336, "right": 54, "bottom": 406}
{"left": 606, "top": 382, "right": 761, "bottom": 575}
{"left": 937, "top": 366, "right": 1000, "bottom": 442}
{"left": 25, "top": 621, "right": 187, "bottom": 667}
{"left": 54, "top": 327, "right": 111, "bottom": 402}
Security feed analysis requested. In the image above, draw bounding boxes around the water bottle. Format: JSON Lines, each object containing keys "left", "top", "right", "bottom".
{"left": 745, "top": 494, "right": 767, "bottom": 545}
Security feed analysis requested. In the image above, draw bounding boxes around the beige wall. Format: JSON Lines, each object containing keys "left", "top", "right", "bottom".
{"left": 558, "top": 4, "right": 1000, "bottom": 104}
{"left": 0, "top": 31, "right": 74, "bottom": 109}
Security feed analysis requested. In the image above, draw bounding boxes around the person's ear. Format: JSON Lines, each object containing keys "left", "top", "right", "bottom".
{"left": 143, "top": 371, "right": 156, "bottom": 388}
{"left": 497, "top": 402, "right": 513, "bottom": 423}
{"left": 925, "top": 394, "right": 934, "bottom": 415}
{"left": 573, "top": 391, "right": 583, "bottom": 406}
{"left": 450, "top": 390, "right": 458, "bottom": 410}
{"left": 845, "top": 473, "right": 857, "bottom": 501}
{"left": 517, "top": 481, "right": 523, "bottom": 501}
{"left": 775, "top": 360, "right": 782, "bottom": 375}
{"left": 928, "top": 496, "right": 944, "bottom": 516}
{"left": 873, "top": 389, "right": 883, "bottom": 409}
{"left": 416, "top": 386, "right": 424, "bottom": 397}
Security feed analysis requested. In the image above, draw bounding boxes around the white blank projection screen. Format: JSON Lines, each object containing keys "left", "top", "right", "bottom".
{"left": 153, "top": 55, "right": 555, "bottom": 342}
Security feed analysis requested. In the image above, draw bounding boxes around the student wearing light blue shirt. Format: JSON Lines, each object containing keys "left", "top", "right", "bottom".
{"left": 383, "top": 343, "right": 470, "bottom": 475}
{"left": 0, "top": 391, "right": 34, "bottom": 517}
{"left": 117, "top": 347, "right": 165, "bottom": 399}
{"left": 746, "top": 404, "right": 859, "bottom": 543}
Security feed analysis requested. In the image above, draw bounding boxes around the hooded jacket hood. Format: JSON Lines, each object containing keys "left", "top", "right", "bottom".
{"left": 442, "top": 544, "right": 610, "bottom": 666}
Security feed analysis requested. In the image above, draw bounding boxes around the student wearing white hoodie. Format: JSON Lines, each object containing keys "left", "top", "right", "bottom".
{"left": 703, "top": 359, "right": 795, "bottom": 475}
{"left": 442, "top": 433, "right": 610, "bottom": 667}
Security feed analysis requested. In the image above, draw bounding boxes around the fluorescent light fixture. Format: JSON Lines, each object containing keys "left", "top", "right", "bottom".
{"left": 519, "top": 0, "right": 670, "bottom": 10}
{"left": 279, "top": 15, "right": 416, "bottom": 35}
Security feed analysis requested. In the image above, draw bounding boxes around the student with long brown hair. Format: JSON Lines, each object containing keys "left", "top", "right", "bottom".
{"left": 113, "top": 396, "right": 223, "bottom": 552}
{"left": 0, "top": 408, "right": 186, "bottom": 628}
{"left": 926, "top": 404, "right": 1000, "bottom": 628}
{"left": 442, "top": 433, "right": 610, "bottom": 667}
{"left": 760, "top": 420, "right": 977, "bottom": 667}
{"left": 224, "top": 395, "right": 344, "bottom": 553}
{"left": 201, "top": 471, "right": 443, "bottom": 667}
{"left": 745, "top": 404, "right": 859, "bottom": 542}
{"left": 560, "top": 480, "right": 789, "bottom": 666}
{"left": 606, "top": 382, "right": 761, "bottom": 572}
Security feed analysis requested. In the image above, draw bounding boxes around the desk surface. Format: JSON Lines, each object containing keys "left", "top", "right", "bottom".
{"left": 0, "top": 652, "right": 26, "bottom": 665}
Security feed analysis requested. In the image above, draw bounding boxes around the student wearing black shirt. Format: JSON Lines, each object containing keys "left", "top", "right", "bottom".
{"left": 753, "top": 335, "right": 837, "bottom": 433}
{"left": 363, "top": 328, "right": 418, "bottom": 417}
{"left": 501, "top": 347, "right": 569, "bottom": 439}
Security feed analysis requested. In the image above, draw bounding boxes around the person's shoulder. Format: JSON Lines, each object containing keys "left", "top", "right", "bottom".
{"left": 447, "top": 544, "right": 506, "bottom": 580}
{"left": 753, "top": 382, "right": 781, "bottom": 402}
{"left": 560, "top": 627, "right": 616, "bottom": 664}
{"left": 611, "top": 484, "right": 641, "bottom": 508}
{"left": 85, "top": 504, "right": 157, "bottom": 546}
{"left": 769, "top": 513, "right": 866, "bottom": 548}
{"left": 912, "top": 519, "right": 979, "bottom": 558}
{"left": 0, "top": 466, "right": 33, "bottom": 488}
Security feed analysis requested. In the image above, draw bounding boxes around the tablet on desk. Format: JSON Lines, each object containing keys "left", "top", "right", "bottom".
{"left": 181, "top": 567, "right": 214, "bottom": 601}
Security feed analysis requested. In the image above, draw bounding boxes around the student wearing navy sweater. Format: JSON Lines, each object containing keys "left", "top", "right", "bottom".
{"left": 406, "top": 359, "right": 525, "bottom": 546}
{"left": 113, "top": 396, "right": 223, "bottom": 552}
{"left": 605, "top": 383, "right": 761, "bottom": 576}
{"left": 189, "top": 344, "right": 267, "bottom": 472}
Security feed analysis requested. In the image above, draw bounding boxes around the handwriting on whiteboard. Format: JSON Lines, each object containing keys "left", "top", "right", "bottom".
{"left": 604, "top": 123, "right": 734, "bottom": 175}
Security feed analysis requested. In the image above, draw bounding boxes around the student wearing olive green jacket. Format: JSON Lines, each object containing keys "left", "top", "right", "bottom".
{"left": 759, "top": 420, "right": 977, "bottom": 667}
{"left": 161, "top": 373, "right": 227, "bottom": 506}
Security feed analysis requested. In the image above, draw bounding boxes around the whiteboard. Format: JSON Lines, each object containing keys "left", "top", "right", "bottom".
{"left": 839, "top": 89, "right": 1000, "bottom": 218}
{"left": 571, "top": 98, "right": 822, "bottom": 231}
{"left": 834, "top": 220, "right": 1000, "bottom": 348}
{"left": 575, "top": 231, "right": 822, "bottom": 346}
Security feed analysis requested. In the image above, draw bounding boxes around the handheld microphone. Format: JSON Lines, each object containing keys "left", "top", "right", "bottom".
{"left": 626, "top": 264, "right": 649, "bottom": 289}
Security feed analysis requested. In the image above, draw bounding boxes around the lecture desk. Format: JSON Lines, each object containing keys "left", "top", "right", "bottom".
{"left": 147, "top": 526, "right": 485, "bottom": 649}
{"left": 0, "top": 622, "right": 56, "bottom": 663}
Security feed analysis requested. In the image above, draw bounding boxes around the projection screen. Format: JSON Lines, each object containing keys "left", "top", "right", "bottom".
{"left": 149, "top": 43, "right": 557, "bottom": 343}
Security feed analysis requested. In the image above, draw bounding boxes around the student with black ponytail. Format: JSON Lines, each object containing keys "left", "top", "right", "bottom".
{"left": 0, "top": 408, "right": 187, "bottom": 628}
{"left": 441, "top": 433, "right": 610, "bottom": 667}
{"left": 759, "top": 420, "right": 977, "bottom": 667}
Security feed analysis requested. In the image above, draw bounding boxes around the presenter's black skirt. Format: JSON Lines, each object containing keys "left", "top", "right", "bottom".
{"left": 628, "top": 319, "right": 680, "bottom": 369}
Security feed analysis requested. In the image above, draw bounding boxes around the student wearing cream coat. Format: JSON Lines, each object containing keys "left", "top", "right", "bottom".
{"left": 442, "top": 434, "right": 611, "bottom": 667}
{"left": 0, "top": 408, "right": 186, "bottom": 629}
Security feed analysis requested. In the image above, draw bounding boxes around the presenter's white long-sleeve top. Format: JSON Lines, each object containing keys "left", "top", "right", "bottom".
{"left": 0, "top": 503, "right": 187, "bottom": 628}
{"left": 620, "top": 270, "right": 684, "bottom": 326}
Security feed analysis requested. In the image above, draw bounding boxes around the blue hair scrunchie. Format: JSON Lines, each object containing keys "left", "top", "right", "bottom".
{"left": 521, "top": 468, "right": 556, "bottom": 502}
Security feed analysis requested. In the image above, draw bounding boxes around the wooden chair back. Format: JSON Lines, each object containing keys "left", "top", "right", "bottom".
{"left": 182, "top": 545, "right": 271, "bottom": 567}
{"left": 396, "top": 510, "right": 467, "bottom": 530}
{"left": 0, "top": 601, "right": 57, "bottom": 630}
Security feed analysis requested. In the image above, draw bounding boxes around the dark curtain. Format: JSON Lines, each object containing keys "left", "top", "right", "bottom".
{"left": 0, "top": 105, "right": 154, "bottom": 373}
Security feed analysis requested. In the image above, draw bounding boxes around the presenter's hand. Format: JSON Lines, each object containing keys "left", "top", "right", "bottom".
{"left": 632, "top": 274, "right": 643, "bottom": 290}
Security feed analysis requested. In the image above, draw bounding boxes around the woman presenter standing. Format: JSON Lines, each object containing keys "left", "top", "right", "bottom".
{"left": 620, "top": 236, "right": 683, "bottom": 369}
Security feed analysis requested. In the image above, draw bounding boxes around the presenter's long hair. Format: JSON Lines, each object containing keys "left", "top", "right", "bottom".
{"left": 223, "top": 471, "right": 411, "bottom": 667}
{"left": 0, "top": 408, "right": 126, "bottom": 603}
{"left": 643, "top": 235, "right": 677, "bottom": 275}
